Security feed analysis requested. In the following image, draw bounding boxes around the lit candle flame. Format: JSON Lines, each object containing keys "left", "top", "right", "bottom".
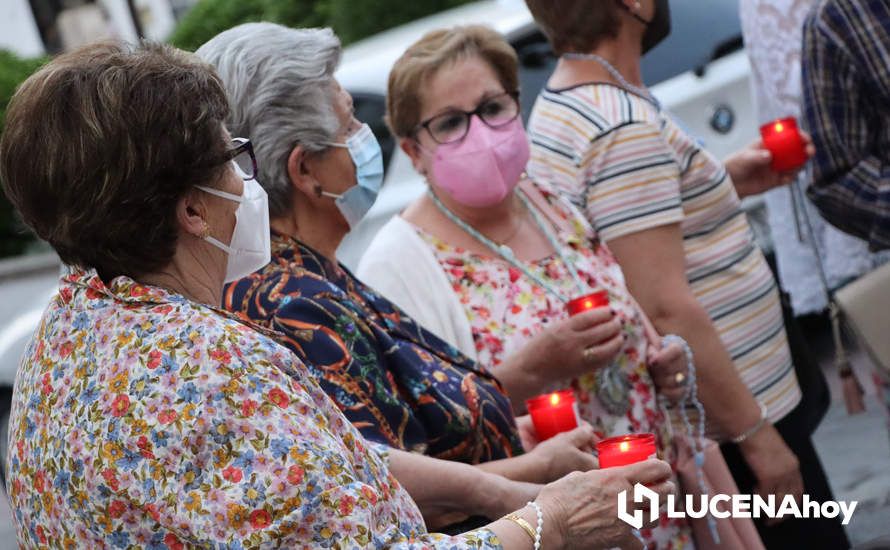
{"left": 775, "top": 122, "right": 784, "bottom": 132}
{"left": 550, "top": 393, "right": 560, "bottom": 406}
{"left": 619, "top": 441, "right": 630, "bottom": 453}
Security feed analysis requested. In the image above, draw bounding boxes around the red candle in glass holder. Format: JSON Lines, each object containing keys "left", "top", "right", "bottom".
{"left": 566, "top": 289, "right": 610, "bottom": 316}
{"left": 759, "top": 117, "right": 808, "bottom": 172}
{"left": 596, "top": 433, "right": 657, "bottom": 468}
{"left": 525, "top": 389, "right": 579, "bottom": 441}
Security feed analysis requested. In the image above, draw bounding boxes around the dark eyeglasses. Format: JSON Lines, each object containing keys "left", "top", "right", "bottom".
{"left": 415, "top": 91, "right": 521, "bottom": 145}
{"left": 224, "top": 137, "right": 258, "bottom": 180}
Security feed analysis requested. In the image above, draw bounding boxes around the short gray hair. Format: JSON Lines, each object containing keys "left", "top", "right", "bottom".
{"left": 196, "top": 23, "right": 342, "bottom": 218}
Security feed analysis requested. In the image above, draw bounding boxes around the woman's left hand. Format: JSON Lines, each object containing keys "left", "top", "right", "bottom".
{"left": 724, "top": 132, "right": 816, "bottom": 198}
{"left": 647, "top": 341, "right": 689, "bottom": 403}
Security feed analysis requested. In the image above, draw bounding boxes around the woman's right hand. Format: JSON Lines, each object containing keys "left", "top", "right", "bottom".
{"left": 536, "top": 459, "right": 675, "bottom": 549}
{"left": 522, "top": 307, "right": 624, "bottom": 386}
{"left": 492, "top": 307, "right": 624, "bottom": 407}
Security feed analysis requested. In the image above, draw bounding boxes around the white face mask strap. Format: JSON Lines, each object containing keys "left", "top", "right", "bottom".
{"left": 319, "top": 190, "right": 343, "bottom": 200}
{"left": 204, "top": 234, "right": 234, "bottom": 254}
{"left": 195, "top": 185, "right": 244, "bottom": 203}
{"left": 325, "top": 123, "right": 373, "bottom": 149}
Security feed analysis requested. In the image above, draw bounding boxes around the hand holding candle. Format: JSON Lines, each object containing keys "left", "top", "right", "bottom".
{"left": 513, "top": 290, "right": 621, "bottom": 398}
{"left": 725, "top": 124, "right": 816, "bottom": 198}
{"left": 566, "top": 289, "right": 610, "bottom": 317}
{"left": 760, "top": 117, "right": 808, "bottom": 172}
{"left": 525, "top": 389, "right": 580, "bottom": 441}
{"left": 596, "top": 433, "right": 657, "bottom": 468}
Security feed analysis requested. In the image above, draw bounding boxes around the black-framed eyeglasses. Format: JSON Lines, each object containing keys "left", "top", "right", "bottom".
{"left": 224, "top": 137, "right": 258, "bottom": 180}
{"left": 415, "top": 91, "right": 521, "bottom": 145}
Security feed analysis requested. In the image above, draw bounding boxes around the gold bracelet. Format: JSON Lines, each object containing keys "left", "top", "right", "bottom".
{"left": 503, "top": 513, "right": 537, "bottom": 544}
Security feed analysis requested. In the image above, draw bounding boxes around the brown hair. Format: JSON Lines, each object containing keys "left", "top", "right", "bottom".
{"left": 386, "top": 25, "right": 519, "bottom": 139}
{"left": 0, "top": 41, "right": 230, "bottom": 280}
{"left": 524, "top": 0, "right": 622, "bottom": 55}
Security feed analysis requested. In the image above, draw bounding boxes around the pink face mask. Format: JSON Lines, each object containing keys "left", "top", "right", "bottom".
{"left": 429, "top": 116, "right": 530, "bottom": 208}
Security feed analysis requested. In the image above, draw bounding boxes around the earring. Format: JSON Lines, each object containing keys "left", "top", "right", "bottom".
{"left": 634, "top": 0, "right": 641, "bottom": 8}
{"left": 199, "top": 222, "right": 211, "bottom": 239}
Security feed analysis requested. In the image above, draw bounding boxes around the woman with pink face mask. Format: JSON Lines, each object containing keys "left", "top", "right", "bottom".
{"left": 359, "top": 25, "right": 694, "bottom": 549}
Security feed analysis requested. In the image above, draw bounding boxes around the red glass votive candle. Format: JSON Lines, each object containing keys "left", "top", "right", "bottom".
{"left": 525, "top": 389, "right": 579, "bottom": 441}
{"left": 596, "top": 433, "right": 657, "bottom": 468}
{"left": 566, "top": 290, "right": 610, "bottom": 316}
{"left": 759, "top": 117, "right": 808, "bottom": 172}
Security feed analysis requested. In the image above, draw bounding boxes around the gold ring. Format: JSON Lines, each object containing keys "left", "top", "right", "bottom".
{"left": 674, "top": 372, "right": 687, "bottom": 385}
{"left": 583, "top": 347, "right": 596, "bottom": 362}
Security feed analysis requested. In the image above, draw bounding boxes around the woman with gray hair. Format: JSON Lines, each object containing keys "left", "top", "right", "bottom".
{"left": 201, "top": 22, "right": 624, "bottom": 486}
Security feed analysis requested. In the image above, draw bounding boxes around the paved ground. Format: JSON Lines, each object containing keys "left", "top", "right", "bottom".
{"left": 0, "top": 269, "right": 888, "bottom": 548}
{"left": 811, "top": 322, "right": 890, "bottom": 549}
{"left": 814, "top": 396, "right": 890, "bottom": 548}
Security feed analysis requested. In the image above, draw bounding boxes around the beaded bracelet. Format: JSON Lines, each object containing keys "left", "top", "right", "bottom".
{"left": 731, "top": 401, "right": 769, "bottom": 445}
{"left": 526, "top": 501, "right": 543, "bottom": 550}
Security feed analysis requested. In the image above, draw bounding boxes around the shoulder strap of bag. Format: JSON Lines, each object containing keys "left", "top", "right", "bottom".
{"left": 789, "top": 177, "right": 865, "bottom": 414}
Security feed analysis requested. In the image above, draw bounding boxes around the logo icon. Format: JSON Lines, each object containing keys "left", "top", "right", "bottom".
{"left": 617, "top": 483, "right": 660, "bottom": 530}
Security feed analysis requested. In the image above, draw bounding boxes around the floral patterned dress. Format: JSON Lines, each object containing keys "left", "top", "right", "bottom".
{"left": 416, "top": 186, "right": 693, "bottom": 549}
{"left": 224, "top": 233, "right": 522, "bottom": 464}
{"left": 6, "top": 270, "right": 501, "bottom": 549}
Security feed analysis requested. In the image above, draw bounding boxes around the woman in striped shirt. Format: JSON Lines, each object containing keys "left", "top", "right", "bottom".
{"left": 524, "top": 1, "right": 848, "bottom": 548}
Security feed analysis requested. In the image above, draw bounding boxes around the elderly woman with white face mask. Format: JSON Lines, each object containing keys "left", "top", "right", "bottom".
{"left": 1, "top": 37, "right": 677, "bottom": 550}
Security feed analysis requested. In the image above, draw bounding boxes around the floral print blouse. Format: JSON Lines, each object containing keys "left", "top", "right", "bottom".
{"left": 417, "top": 185, "right": 693, "bottom": 549}
{"left": 224, "top": 232, "right": 521, "bottom": 464}
{"left": 6, "top": 270, "right": 501, "bottom": 549}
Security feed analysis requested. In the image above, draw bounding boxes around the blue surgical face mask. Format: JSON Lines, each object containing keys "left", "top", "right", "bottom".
{"left": 322, "top": 123, "right": 384, "bottom": 228}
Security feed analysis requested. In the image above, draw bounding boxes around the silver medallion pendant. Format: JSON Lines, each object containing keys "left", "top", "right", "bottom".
{"left": 595, "top": 364, "right": 632, "bottom": 416}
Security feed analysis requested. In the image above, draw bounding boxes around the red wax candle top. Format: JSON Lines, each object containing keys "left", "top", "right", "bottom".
{"left": 596, "top": 433, "right": 657, "bottom": 468}
{"left": 566, "top": 290, "right": 610, "bottom": 316}
{"left": 525, "top": 389, "right": 579, "bottom": 441}
{"left": 759, "top": 117, "right": 808, "bottom": 172}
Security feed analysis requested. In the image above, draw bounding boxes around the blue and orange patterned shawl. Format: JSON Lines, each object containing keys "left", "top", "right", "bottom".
{"left": 224, "top": 231, "right": 522, "bottom": 463}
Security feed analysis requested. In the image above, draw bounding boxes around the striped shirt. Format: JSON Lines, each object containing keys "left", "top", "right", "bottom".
{"left": 802, "top": 0, "right": 890, "bottom": 250}
{"left": 527, "top": 83, "right": 801, "bottom": 428}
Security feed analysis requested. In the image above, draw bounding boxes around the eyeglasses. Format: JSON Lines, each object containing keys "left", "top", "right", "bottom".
{"left": 415, "top": 91, "right": 521, "bottom": 145}
{"left": 224, "top": 137, "right": 257, "bottom": 180}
